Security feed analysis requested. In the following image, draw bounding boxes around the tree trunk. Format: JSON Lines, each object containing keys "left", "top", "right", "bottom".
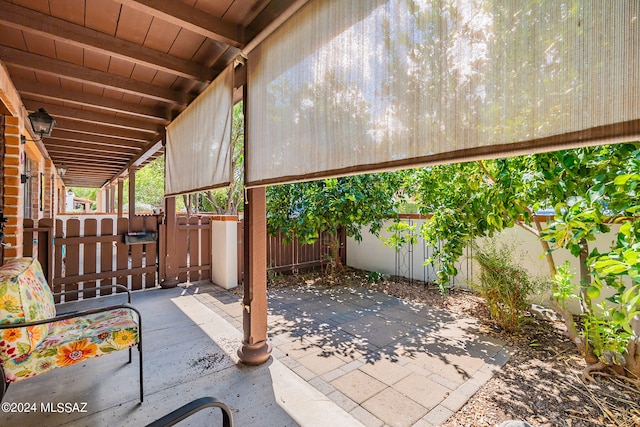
{"left": 516, "top": 213, "right": 586, "bottom": 354}
{"left": 578, "top": 238, "right": 592, "bottom": 314}
{"left": 625, "top": 337, "right": 640, "bottom": 380}
{"left": 323, "top": 230, "right": 343, "bottom": 275}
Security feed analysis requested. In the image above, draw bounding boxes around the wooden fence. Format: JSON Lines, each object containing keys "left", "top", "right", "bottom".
{"left": 173, "top": 215, "right": 211, "bottom": 283}
{"left": 24, "top": 215, "right": 160, "bottom": 302}
{"left": 236, "top": 220, "right": 345, "bottom": 285}
{"left": 24, "top": 214, "right": 343, "bottom": 298}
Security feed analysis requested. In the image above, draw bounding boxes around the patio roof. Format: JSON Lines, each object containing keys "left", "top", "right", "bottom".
{"left": 0, "top": 0, "right": 306, "bottom": 188}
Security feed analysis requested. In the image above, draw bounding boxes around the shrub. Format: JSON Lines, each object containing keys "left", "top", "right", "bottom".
{"left": 472, "top": 240, "right": 541, "bottom": 332}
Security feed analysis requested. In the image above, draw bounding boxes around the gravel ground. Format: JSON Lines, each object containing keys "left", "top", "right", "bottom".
{"left": 262, "top": 268, "right": 640, "bottom": 427}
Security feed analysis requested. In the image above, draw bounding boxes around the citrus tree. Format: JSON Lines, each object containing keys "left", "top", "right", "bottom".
{"left": 408, "top": 142, "right": 640, "bottom": 380}
{"left": 266, "top": 173, "right": 404, "bottom": 273}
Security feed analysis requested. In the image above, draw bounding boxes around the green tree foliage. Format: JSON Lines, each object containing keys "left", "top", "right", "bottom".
{"left": 199, "top": 102, "right": 245, "bottom": 214}
{"left": 412, "top": 155, "right": 550, "bottom": 284}
{"left": 408, "top": 142, "right": 640, "bottom": 379}
{"left": 120, "top": 156, "right": 165, "bottom": 212}
{"left": 266, "top": 173, "right": 404, "bottom": 272}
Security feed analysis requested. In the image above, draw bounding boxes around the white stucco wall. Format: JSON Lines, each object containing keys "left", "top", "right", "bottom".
{"left": 347, "top": 218, "right": 625, "bottom": 312}
{"left": 210, "top": 219, "right": 238, "bottom": 289}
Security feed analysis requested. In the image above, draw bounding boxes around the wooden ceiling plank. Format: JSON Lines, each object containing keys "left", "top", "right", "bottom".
{"left": 0, "top": 25, "right": 27, "bottom": 50}
{"left": 143, "top": 15, "right": 181, "bottom": 54}
{"left": 61, "top": 165, "right": 123, "bottom": 172}
{"left": 53, "top": 118, "right": 152, "bottom": 142}
{"left": 114, "top": 0, "right": 245, "bottom": 48}
{"left": 224, "top": 0, "right": 269, "bottom": 26}
{"left": 22, "top": 31, "right": 56, "bottom": 58}
{"left": 52, "top": 157, "right": 128, "bottom": 168}
{"left": 0, "top": 0, "right": 213, "bottom": 81}
{"left": 54, "top": 40, "right": 84, "bottom": 67}
{"left": 82, "top": 49, "right": 111, "bottom": 73}
{"left": 191, "top": 0, "right": 234, "bottom": 18}
{"left": 14, "top": 78, "right": 171, "bottom": 121}
{"left": 0, "top": 46, "right": 191, "bottom": 105}
{"left": 85, "top": 0, "right": 120, "bottom": 36}
{"left": 47, "top": 145, "right": 137, "bottom": 159}
{"left": 44, "top": 137, "right": 140, "bottom": 158}
{"left": 50, "top": 149, "right": 131, "bottom": 160}
{"left": 49, "top": 0, "right": 86, "bottom": 26}
{"left": 60, "top": 168, "right": 115, "bottom": 173}
{"left": 49, "top": 129, "right": 146, "bottom": 148}
{"left": 130, "top": 64, "right": 158, "bottom": 85}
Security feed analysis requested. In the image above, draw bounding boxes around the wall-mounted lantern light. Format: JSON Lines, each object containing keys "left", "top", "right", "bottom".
{"left": 22, "top": 108, "right": 56, "bottom": 143}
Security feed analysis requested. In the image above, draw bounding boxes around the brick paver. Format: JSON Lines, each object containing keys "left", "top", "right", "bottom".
{"left": 264, "top": 285, "right": 510, "bottom": 426}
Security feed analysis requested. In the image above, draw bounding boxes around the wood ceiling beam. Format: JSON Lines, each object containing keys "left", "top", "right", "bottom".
{"left": 49, "top": 129, "right": 147, "bottom": 148}
{"left": 51, "top": 154, "right": 126, "bottom": 165}
{"left": 50, "top": 154, "right": 129, "bottom": 166}
{"left": 0, "top": 0, "right": 213, "bottom": 82}
{"left": 45, "top": 138, "right": 141, "bottom": 153}
{"left": 14, "top": 79, "right": 171, "bottom": 121}
{"left": 1, "top": 47, "right": 190, "bottom": 105}
{"left": 62, "top": 179, "right": 105, "bottom": 188}
{"left": 46, "top": 145, "right": 135, "bottom": 160}
{"left": 114, "top": 0, "right": 245, "bottom": 48}
{"left": 62, "top": 180, "right": 109, "bottom": 187}
{"left": 22, "top": 100, "right": 161, "bottom": 133}
{"left": 62, "top": 173, "right": 110, "bottom": 178}
{"left": 62, "top": 166, "right": 123, "bottom": 173}
{"left": 53, "top": 118, "right": 153, "bottom": 143}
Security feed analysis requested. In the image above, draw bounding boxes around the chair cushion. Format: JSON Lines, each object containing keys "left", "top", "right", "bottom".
{"left": 0, "top": 258, "right": 56, "bottom": 360}
{"left": 3, "top": 308, "right": 139, "bottom": 382}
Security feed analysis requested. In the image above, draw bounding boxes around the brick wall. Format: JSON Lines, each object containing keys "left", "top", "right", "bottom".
{"left": 44, "top": 159, "right": 53, "bottom": 217}
{"left": 2, "top": 115, "right": 23, "bottom": 259}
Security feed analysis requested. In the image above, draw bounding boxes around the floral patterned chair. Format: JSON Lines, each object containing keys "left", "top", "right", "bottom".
{"left": 0, "top": 257, "right": 143, "bottom": 403}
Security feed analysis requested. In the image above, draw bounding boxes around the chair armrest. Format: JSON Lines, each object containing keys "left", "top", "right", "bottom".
{"left": 0, "top": 303, "right": 141, "bottom": 330}
{"left": 145, "top": 396, "right": 234, "bottom": 427}
{"left": 54, "top": 284, "right": 132, "bottom": 303}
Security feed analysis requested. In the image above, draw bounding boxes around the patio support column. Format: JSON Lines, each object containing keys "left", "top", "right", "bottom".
{"left": 117, "top": 178, "right": 124, "bottom": 218}
{"left": 128, "top": 166, "right": 136, "bottom": 220}
{"left": 237, "top": 187, "right": 271, "bottom": 364}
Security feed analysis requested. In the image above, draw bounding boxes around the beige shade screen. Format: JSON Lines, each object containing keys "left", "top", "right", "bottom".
{"left": 165, "top": 65, "right": 233, "bottom": 196}
{"left": 246, "top": 0, "right": 639, "bottom": 187}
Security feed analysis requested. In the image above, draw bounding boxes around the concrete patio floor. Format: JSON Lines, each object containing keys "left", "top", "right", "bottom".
{"left": 1, "top": 281, "right": 510, "bottom": 427}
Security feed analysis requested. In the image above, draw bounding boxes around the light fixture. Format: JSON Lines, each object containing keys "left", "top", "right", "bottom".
{"left": 26, "top": 108, "right": 56, "bottom": 141}
{"left": 56, "top": 164, "right": 68, "bottom": 177}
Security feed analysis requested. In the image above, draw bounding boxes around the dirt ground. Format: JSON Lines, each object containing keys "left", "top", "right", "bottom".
{"left": 263, "top": 268, "right": 640, "bottom": 427}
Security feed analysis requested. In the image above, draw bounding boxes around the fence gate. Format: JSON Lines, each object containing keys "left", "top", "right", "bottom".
{"left": 24, "top": 215, "right": 160, "bottom": 301}
{"left": 160, "top": 216, "right": 211, "bottom": 286}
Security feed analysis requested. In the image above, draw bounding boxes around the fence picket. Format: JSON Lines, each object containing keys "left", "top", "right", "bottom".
{"left": 144, "top": 216, "right": 158, "bottom": 288}
{"left": 100, "top": 218, "right": 115, "bottom": 295}
{"left": 200, "top": 216, "right": 211, "bottom": 281}
{"left": 65, "top": 219, "right": 81, "bottom": 301}
{"left": 83, "top": 219, "right": 98, "bottom": 298}
{"left": 176, "top": 216, "right": 188, "bottom": 283}
{"left": 53, "top": 219, "right": 63, "bottom": 301}
{"left": 130, "top": 216, "right": 144, "bottom": 290}
{"left": 189, "top": 216, "right": 201, "bottom": 282}
{"left": 116, "top": 218, "right": 129, "bottom": 291}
